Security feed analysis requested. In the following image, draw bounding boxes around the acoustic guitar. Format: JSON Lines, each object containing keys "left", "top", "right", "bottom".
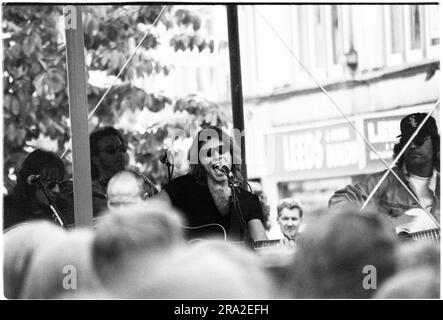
{"left": 182, "top": 223, "right": 284, "bottom": 249}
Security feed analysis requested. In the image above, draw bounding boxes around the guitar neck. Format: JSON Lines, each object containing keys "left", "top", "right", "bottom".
{"left": 253, "top": 239, "right": 284, "bottom": 249}
{"left": 229, "top": 239, "right": 283, "bottom": 249}
{"left": 66, "top": 217, "right": 102, "bottom": 230}
{"left": 399, "top": 228, "right": 440, "bottom": 242}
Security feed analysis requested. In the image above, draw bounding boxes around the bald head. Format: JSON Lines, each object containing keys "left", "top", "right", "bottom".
{"left": 107, "top": 170, "right": 146, "bottom": 211}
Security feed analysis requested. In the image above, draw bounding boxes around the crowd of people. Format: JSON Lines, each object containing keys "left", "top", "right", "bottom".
{"left": 2, "top": 112, "right": 440, "bottom": 299}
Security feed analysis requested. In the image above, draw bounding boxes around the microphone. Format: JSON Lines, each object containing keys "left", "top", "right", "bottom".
{"left": 160, "top": 149, "right": 172, "bottom": 165}
{"left": 211, "top": 163, "right": 234, "bottom": 180}
{"left": 26, "top": 174, "right": 66, "bottom": 227}
{"left": 27, "top": 174, "right": 42, "bottom": 185}
{"left": 161, "top": 149, "right": 174, "bottom": 182}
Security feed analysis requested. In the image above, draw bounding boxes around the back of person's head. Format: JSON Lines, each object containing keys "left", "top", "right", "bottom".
{"left": 91, "top": 200, "right": 185, "bottom": 287}
{"left": 19, "top": 228, "right": 97, "bottom": 299}
{"left": 374, "top": 266, "right": 440, "bottom": 299}
{"left": 3, "top": 221, "right": 66, "bottom": 299}
{"left": 115, "top": 240, "right": 275, "bottom": 299}
{"left": 106, "top": 169, "right": 147, "bottom": 211}
{"left": 255, "top": 246, "right": 296, "bottom": 297}
{"left": 288, "top": 209, "right": 398, "bottom": 299}
{"left": 396, "top": 241, "right": 440, "bottom": 272}
{"left": 13, "top": 149, "right": 65, "bottom": 200}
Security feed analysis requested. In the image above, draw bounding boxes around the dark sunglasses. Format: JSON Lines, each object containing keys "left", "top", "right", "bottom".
{"left": 407, "top": 136, "right": 430, "bottom": 147}
{"left": 101, "top": 145, "right": 127, "bottom": 155}
{"left": 37, "top": 180, "right": 61, "bottom": 191}
{"left": 203, "top": 145, "right": 230, "bottom": 158}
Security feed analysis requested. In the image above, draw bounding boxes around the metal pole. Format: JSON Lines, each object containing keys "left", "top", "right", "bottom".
{"left": 226, "top": 5, "right": 248, "bottom": 184}
{"left": 64, "top": 5, "right": 93, "bottom": 228}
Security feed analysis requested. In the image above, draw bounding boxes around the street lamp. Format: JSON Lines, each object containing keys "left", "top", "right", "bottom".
{"left": 345, "top": 44, "right": 358, "bottom": 75}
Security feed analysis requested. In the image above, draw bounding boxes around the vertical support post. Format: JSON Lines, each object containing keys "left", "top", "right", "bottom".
{"left": 64, "top": 5, "right": 93, "bottom": 228}
{"left": 226, "top": 5, "right": 248, "bottom": 184}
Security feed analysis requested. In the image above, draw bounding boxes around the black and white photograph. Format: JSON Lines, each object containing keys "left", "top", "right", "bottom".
{"left": 0, "top": 0, "right": 440, "bottom": 307}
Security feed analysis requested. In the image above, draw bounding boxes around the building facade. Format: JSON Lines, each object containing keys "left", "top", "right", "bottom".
{"left": 234, "top": 4, "right": 440, "bottom": 236}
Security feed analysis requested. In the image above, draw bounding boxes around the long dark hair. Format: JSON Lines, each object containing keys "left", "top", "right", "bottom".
{"left": 393, "top": 134, "right": 440, "bottom": 171}
{"left": 188, "top": 126, "right": 244, "bottom": 186}
{"left": 89, "top": 126, "right": 126, "bottom": 179}
{"left": 13, "top": 149, "right": 65, "bottom": 202}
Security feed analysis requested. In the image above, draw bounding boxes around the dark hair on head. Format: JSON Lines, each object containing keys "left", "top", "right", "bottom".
{"left": 13, "top": 149, "right": 65, "bottom": 201}
{"left": 288, "top": 209, "right": 398, "bottom": 298}
{"left": 393, "top": 134, "right": 439, "bottom": 170}
{"left": 188, "top": 126, "right": 243, "bottom": 186}
{"left": 89, "top": 126, "right": 126, "bottom": 179}
{"left": 91, "top": 201, "right": 185, "bottom": 285}
{"left": 277, "top": 198, "right": 303, "bottom": 218}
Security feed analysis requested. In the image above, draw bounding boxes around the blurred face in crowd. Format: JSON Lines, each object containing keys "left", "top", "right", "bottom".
{"left": 107, "top": 173, "right": 145, "bottom": 212}
{"left": 199, "top": 138, "right": 232, "bottom": 183}
{"left": 33, "top": 167, "right": 63, "bottom": 209}
{"left": 277, "top": 207, "right": 302, "bottom": 240}
{"left": 93, "top": 135, "right": 128, "bottom": 179}
{"left": 403, "top": 135, "right": 433, "bottom": 170}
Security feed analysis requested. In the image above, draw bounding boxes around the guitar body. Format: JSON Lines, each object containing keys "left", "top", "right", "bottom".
{"left": 385, "top": 208, "right": 440, "bottom": 242}
{"left": 182, "top": 223, "right": 286, "bottom": 249}
{"left": 182, "top": 223, "right": 228, "bottom": 244}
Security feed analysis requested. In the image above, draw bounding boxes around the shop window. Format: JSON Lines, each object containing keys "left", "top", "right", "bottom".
{"left": 384, "top": 5, "right": 405, "bottom": 66}
{"left": 409, "top": 6, "right": 422, "bottom": 49}
{"left": 250, "top": 5, "right": 294, "bottom": 93}
{"left": 404, "top": 5, "right": 424, "bottom": 62}
{"left": 327, "top": 4, "right": 345, "bottom": 77}
{"left": 330, "top": 5, "right": 344, "bottom": 65}
{"left": 290, "top": 5, "right": 310, "bottom": 84}
{"left": 313, "top": 6, "right": 328, "bottom": 70}
{"left": 390, "top": 6, "right": 404, "bottom": 54}
{"left": 425, "top": 5, "right": 439, "bottom": 58}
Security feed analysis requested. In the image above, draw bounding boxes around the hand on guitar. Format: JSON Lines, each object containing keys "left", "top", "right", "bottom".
{"left": 386, "top": 208, "right": 440, "bottom": 242}
{"left": 279, "top": 236, "right": 296, "bottom": 247}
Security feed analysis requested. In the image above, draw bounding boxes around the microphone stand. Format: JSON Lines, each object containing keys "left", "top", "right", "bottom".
{"left": 226, "top": 173, "right": 253, "bottom": 249}
{"left": 161, "top": 151, "right": 174, "bottom": 182}
{"left": 36, "top": 180, "right": 66, "bottom": 228}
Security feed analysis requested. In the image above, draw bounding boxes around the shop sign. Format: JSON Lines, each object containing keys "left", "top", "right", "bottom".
{"left": 271, "top": 121, "right": 362, "bottom": 175}
{"left": 364, "top": 115, "right": 403, "bottom": 169}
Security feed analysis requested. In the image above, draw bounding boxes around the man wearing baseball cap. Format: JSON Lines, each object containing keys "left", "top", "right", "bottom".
{"left": 329, "top": 112, "right": 440, "bottom": 225}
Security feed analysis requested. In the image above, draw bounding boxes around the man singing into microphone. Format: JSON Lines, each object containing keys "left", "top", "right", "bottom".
{"left": 154, "top": 126, "right": 268, "bottom": 242}
{"left": 3, "top": 149, "right": 73, "bottom": 231}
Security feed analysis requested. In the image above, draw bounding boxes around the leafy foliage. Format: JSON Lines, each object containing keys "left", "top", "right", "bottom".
{"left": 3, "top": 5, "right": 229, "bottom": 189}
